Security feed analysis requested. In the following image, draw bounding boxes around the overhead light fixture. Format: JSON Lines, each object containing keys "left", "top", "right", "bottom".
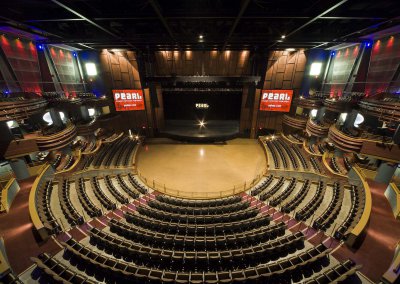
{"left": 285, "top": 48, "right": 295, "bottom": 51}
{"left": 281, "top": 35, "right": 286, "bottom": 39}
{"left": 85, "top": 62, "right": 97, "bottom": 76}
{"left": 310, "top": 62, "right": 322, "bottom": 76}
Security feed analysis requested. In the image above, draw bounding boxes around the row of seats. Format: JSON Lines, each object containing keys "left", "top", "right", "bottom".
{"left": 128, "top": 173, "right": 149, "bottom": 195}
{"left": 154, "top": 194, "right": 241, "bottom": 208}
{"left": 116, "top": 175, "right": 140, "bottom": 199}
{"left": 59, "top": 180, "right": 84, "bottom": 226}
{"left": 250, "top": 175, "right": 274, "bottom": 196}
{"left": 264, "top": 140, "right": 279, "bottom": 168}
{"left": 52, "top": 154, "right": 62, "bottom": 168}
{"left": 259, "top": 177, "right": 285, "bottom": 201}
{"left": 330, "top": 157, "right": 342, "bottom": 174}
{"left": 91, "top": 177, "right": 117, "bottom": 210}
{"left": 268, "top": 178, "right": 296, "bottom": 207}
{"left": 77, "top": 178, "right": 102, "bottom": 218}
{"left": 60, "top": 237, "right": 334, "bottom": 283}
{"left": 104, "top": 175, "right": 129, "bottom": 204}
{"left": 147, "top": 198, "right": 250, "bottom": 215}
{"left": 335, "top": 185, "right": 364, "bottom": 240}
{"left": 313, "top": 183, "right": 343, "bottom": 231}
{"left": 115, "top": 139, "right": 137, "bottom": 167}
{"left": 295, "top": 181, "right": 325, "bottom": 221}
{"left": 109, "top": 218, "right": 286, "bottom": 251}
{"left": 36, "top": 180, "right": 61, "bottom": 234}
{"left": 343, "top": 157, "right": 352, "bottom": 171}
{"left": 62, "top": 155, "right": 74, "bottom": 170}
{"left": 271, "top": 140, "right": 288, "bottom": 169}
{"left": 292, "top": 145, "right": 309, "bottom": 169}
{"left": 310, "top": 157, "right": 322, "bottom": 173}
{"left": 89, "top": 227, "right": 305, "bottom": 271}
{"left": 31, "top": 252, "right": 96, "bottom": 284}
{"left": 125, "top": 210, "right": 271, "bottom": 236}
{"left": 281, "top": 180, "right": 310, "bottom": 213}
{"left": 136, "top": 201, "right": 258, "bottom": 224}
{"left": 276, "top": 139, "right": 298, "bottom": 169}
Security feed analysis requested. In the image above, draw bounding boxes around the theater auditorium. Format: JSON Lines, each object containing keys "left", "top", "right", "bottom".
{"left": 0, "top": 1, "right": 399, "bottom": 283}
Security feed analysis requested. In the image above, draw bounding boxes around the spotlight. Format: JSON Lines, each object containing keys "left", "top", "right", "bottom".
{"left": 285, "top": 48, "right": 295, "bottom": 51}
{"left": 73, "top": 52, "right": 77, "bottom": 57}
{"left": 331, "top": 51, "right": 335, "bottom": 56}
{"left": 281, "top": 35, "right": 286, "bottom": 39}
{"left": 199, "top": 34, "right": 203, "bottom": 39}
{"left": 199, "top": 120, "right": 205, "bottom": 127}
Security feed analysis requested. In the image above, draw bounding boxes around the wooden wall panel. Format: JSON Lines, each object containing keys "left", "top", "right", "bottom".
{"left": 256, "top": 50, "right": 306, "bottom": 133}
{"left": 154, "top": 50, "right": 252, "bottom": 76}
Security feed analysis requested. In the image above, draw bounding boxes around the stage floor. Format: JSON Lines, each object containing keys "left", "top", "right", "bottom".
{"left": 136, "top": 138, "right": 266, "bottom": 197}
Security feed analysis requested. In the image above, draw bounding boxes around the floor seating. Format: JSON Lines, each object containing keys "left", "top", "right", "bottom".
{"left": 116, "top": 174, "right": 140, "bottom": 199}
{"left": 304, "top": 259, "right": 361, "bottom": 283}
{"left": 281, "top": 180, "right": 310, "bottom": 213}
{"left": 260, "top": 177, "right": 285, "bottom": 201}
{"left": 59, "top": 180, "right": 84, "bottom": 226}
{"left": 77, "top": 178, "right": 102, "bottom": 218}
{"left": 310, "top": 157, "right": 322, "bottom": 173}
{"left": 265, "top": 140, "right": 280, "bottom": 168}
{"left": 60, "top": 237, "right": 333, "bottom": 283}
{"left": 276, "top": 139, "right": 298, "bottom": 169}
{"left": 104, "top": 175, "right": 129, "bottom": 204}
{"left": 250, "top": 175, "right": 274, "bottom": 196}
{"left": 36, "top": 180, "right": 61, "bottom": 234}
{"left": 31, "top": 252, "right": 96, "bottom": 284}
{"left": 155, "top": 194, "right": 241, "bottom": 208}
{"left": 127, "top": 173, "right": 148, "bottom": 194}
{"left": 109, "top": 218, "right": 286, "bottom": 250}
{"left": 313, "top": 182, "right": 343, "bottom": 231}
{"left": 334, "top": 185, "right": 364, "bottom": 240}
{"left": 91, "top": 177, "right": 117, "bottom": 210}
{"left": 292, "top": 145, "right": 309, "bottom": 169}
{"left": 272, "top": 140, "right": 288, "bottom": 169}
{"left": 268, "top": 178, "right": 296, "bottom": 207}
{"left": 295, "top": 181, "right": 325, "bottom": 221}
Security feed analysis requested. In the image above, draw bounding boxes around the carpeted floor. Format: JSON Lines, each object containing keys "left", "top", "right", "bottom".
{"left": 0, "top": 177, "right": 61, "bottom": 275}
{"left": 332, "top": 179, "right": 400, "bottom": 282}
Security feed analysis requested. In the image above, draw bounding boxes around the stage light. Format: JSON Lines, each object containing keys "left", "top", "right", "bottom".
{"left": 309, "top": 62, "right": 322, "bottom": 76}
{"left": 331, "top": 51, "right": 335, "bottom": 56}
{"left": 73, "top": 52, "right": 77, "bottom": 57}
{"left": 38, "top": 44, "right": 44, "bottom": 50}
{"left": 199, "top": 120, "right": 205, "bottom": 127}
{"left": 285, "top": 48, "right": 295, "bottom": 51}
{"left": 199, "top": 35, "right": 203, "bottom": 39}
{"left": 85, "top": 62, "right": 97, "bottom": 76}
{"left": 281, "top": 35, "right": 286, "bottom": 39}
{"left": 135, "top": 135, "right": 139, "bottom": 140}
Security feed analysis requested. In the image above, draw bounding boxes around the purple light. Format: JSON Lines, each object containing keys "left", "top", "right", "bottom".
{"left": 73, "top": 52, "right": 77, "bottom": 57}
{"left": 38, "top": 44, "right": 43, "bottom": 50}
{"left": 4, "top": 90, "right": 9, "bottom": 94}
{"left": 331, "top": 51, "right": 335, "bottom": 56}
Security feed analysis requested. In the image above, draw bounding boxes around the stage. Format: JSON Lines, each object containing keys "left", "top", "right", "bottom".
{"left": 159, "top": 120, "right": 240, "bottom": 142}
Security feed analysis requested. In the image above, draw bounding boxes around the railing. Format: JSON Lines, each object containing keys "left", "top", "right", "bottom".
{"left": 137, "top": 169, "right": 266, "bottom": 200}
{"left": 345, "top": 165, "right": 372, "bottom": 248}
{"left": 0, "top": 178, "right": 19, "bottom": 213}
{"left": 28, "top": 163, "right": 54, "bottom": 241}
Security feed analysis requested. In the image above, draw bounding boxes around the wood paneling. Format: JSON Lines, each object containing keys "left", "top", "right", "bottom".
{"left": 154, "top": 50, "right": 252, "bottom": 76}
{"left": 258, "top": 50, "right": 306, "bottom": 133}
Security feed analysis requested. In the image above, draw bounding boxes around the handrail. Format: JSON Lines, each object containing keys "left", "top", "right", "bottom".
{"left": 82, "top": 140, "right": 102, "bottom": 155}
{"left": 382, "top": 241, "right": 400, "bottom": 283}
{"left": 0, "top": 177, "right": 18, "bottom": 213}
{"left": 281, "top": 133, "right": 303, "bottom": 145}
{"left": 346, "top": 165, "right": 372, "bottom": 248}
{"left": 322, "top": 152, "right": 348, "bottom": 178}
{"left": 302, "top": 141, "right": 323, "bottom": 157}
{"left": 28, "top": 164, "right": 52, "bottom": 241}
{"left": 55, "top": 150, "right": 82, "bottom": 176}
{"left": 137, "top": 169, "right": 266, "bottom": 200}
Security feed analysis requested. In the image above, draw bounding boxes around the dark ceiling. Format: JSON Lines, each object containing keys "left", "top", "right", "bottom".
{"left": 0, "top": 0, "right": 399, "bottom": 51}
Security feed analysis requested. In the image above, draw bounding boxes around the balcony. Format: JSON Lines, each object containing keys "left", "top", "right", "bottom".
{"left": 282, "top": 115, "right": 307, "bottom": 130}
{"left": 306, "top": 119, "right": 329, "bottom": 137}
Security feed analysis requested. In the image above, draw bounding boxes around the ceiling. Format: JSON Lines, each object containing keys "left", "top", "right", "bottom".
{"left": 0, "top": 0, "right": 399, "bottom": 51}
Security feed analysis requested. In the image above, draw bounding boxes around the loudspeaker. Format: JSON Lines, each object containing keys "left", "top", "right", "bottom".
{"left": 393, "top": 124, "right": 400, "bottom": 145}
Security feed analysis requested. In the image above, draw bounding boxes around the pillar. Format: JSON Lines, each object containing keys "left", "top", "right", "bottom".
{"left": 375, "top": 162, "right": 398, "bottom": 184}
{"left": 9, "top": 158, "right": 30, "bottom": 181}
{"left": 343, "top": 110, "right": 358, "bottom": 130}
{"left": 49, "top": 108, "right": 64, "bottom": 127}
{"left": 316, "top": 107, "right": 326, "bottom": 122}
{"left": 80, "top": 106, "right": 90, "bottom": 121}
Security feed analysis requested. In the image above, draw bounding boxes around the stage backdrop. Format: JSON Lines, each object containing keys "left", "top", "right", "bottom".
{"left": 163, "top": 91, "right": 242, "bottom": 121}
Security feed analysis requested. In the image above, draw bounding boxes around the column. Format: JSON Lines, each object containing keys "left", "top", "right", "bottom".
{"left": 343, "top": 110, "right": 358, "bottom": 130}
{"left": 9, "top": 158, "right": 30, "bottom": 181}
{"left": 80, "top": 106, "right": 90, "bottom": 121}
{"left": 49, "top": 108, "right": 64, "bottom": 127}
{"left": 375, "top": 162, "right": 398, "bottom": 184}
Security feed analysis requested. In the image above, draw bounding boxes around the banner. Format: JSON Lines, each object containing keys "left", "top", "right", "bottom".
{"left": 259, "top": 90, "right": 293, "bottom": 112}
{"left": 112, "top": 89, "right": 145, "bottom": 111}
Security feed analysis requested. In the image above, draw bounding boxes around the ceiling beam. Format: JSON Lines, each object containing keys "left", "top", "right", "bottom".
{"left": 148, "top": 0, "right": 176, "bottom": 42}
{"left": 23, "top": 16, "right": 387, "bottom": 23}
{"left": 50, "top": 0, "right": 137, "bottom": 49}
{"left": 222, "top": 0, "right": 251, "bottom": 50}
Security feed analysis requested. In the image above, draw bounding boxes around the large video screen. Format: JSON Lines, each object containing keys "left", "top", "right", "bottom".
{"left": 112, "top": 89, "right": 145, "bottom": 111}
{"left": 259, "top": 90, "right": 293, "bottom": 112}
